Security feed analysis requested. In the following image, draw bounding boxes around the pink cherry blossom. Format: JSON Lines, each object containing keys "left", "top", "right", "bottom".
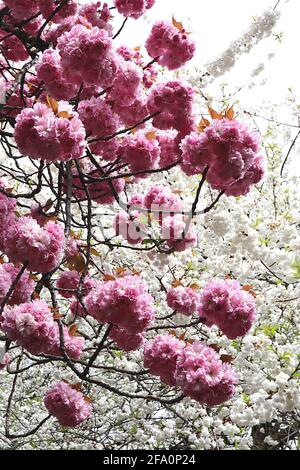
{"left": 121, "top": 132, "right": 160, "bottom": 175}
{"left": 113, "top": 211, "right": 146, "bottom": 245}
{"left": 197, "top": 278, "right": 257, "bottom": 339}
{"left": 38, "top": 0, "right": 78, "bottom": 23}
{"left": 146, "top": 21, "right": 196, "bottom": 70}
{"left": 180, "top": 131, "right": 212, "bottom": 176}
{"left": 3, "top": 1, "right": 39, "bottom": 21}
{"left": 36, "top": 49, "right": 77, "bottom": 101}
{"left": 56, "top": 270, "right": 95, "bottom": 299}
{"left": 14, "top": 102, "right": 86, "bottom": 162}
{"left": 114, "top": 0, "right": 155, "bottom": 19}
{"left": 166, "top": 286, "right": 199, "bottom": 316}
{"left": 147, "top": 81, "right": 195, "bottom": 135}
{"left": 57, "top": 24, "right": 113, "bottom": 86}
{"left": 85, "top": 276, "right": 155, "bottom": 334}
{"left": 109, "top": 326, "right": 144, "bottom": 351}
{"left": 109, "top": 61, "right": 143, "bottom": 107}
{"left": 144, "top": 185, "right": 183, "bottom": 223}
{"left": 4, "top": 216, "right": 65, "bottom": 273}
{"left": 174, "top": 341, "right": 237, "bottom": 406}
{"left": 0, "top": 263, "right": 34, "bottom": 306}
{"left": 144, "top": 334, "right": 185, "bottom": 386}
{"left": 44, "top": 381, "right": 92, "bottom": 427}
{"left": 1, "top": 299, "right": 57, "bottom": 355}
{"left": 224, "top": 154, "right": 265, "bottom": 196}
{"left": 157, "top": 131, "right": 182, "bottom": 168}
{"left": 78, "top": 96, "right": 120, "bottom": 140}
{"left": 0, "top": 29, "right": 29, "bottom": 62}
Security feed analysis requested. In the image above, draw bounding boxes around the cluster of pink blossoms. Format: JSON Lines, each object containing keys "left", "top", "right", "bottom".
{"left": 166, "top": 286, "right": 199, "bottom": 316}
{"left": 175, "top": 341, "right": 237, "bottom": 406}
{"left": 144, "top": 334, "right": 185, "bottom": 386}
{"left": 197, "top": 278, "right": 257, "bottom": 339}
{"left": 109, "top": 326, "right": 144, "bottom": 352}
{"left": 44, "top": 382, "right": 92, "bottom": 427}
{"left": 144, "top": 335, "right": 237, "bottom": 406}
{"left": 117, "top": 45, "right": 158, "bottom": 89}
{"left": 0, "top": 299, "right": 84, "bottom": 358}
{"left": 84, "top": 275, "right": 155, "bottom": 347}
{"left": 36, "top": 49, "right": 78, "bottom": 101}
{"left": 14, "top": 102, "right": 86, "bottom": 162}
{"left": 157, "top": 131, "right": 182, "bottom": 168}
{"left": 57, "top": 24, "right": 113, "bottom": 86}
{"left": 0, "top": 263, "right": 34, "bottom": 306}
{"left": 3, "top": 216, "right": 65, "bottom": 273}
{"left": 121, "top": 132, "right": 160, "bottom": 174}
{"left": 39, "top": 0, "right": 78, "bottom": 22}
{"left": 56, "top": 270, "right": 95, "bottom": 299}
{"left": 3, "top": 0, "right": 39, "bottom": 21}
{"left": 0, "top": 28, "right": 29, "bottom": 62}
{"left": 181, "top": 119, "right": 265, "bottom": 195}
{"left": 146, "top": 21, "right": 196, "bottom": 70}
{"left": 148, "top": 81, "right": 195, "bottom": 136}
{"left": 78, "top": 96, "right": 120, "bottom": 141}
{"left": 114, "top": 0, "right": 155, "bottom": 19}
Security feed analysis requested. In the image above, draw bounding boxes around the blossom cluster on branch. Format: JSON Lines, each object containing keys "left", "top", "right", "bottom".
{"left": 1, "top": 0, "right": 297, "bottom": 450}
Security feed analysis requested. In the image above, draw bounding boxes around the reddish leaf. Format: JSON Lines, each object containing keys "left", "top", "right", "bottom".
{"left": 84, "top": 396, "right": 93, "bottom": 404}
{"left": 186, "top": 338, "right": 195, "bottom": 344}
{"left": 145, "top": 131, "right": 157, "bottom": 140}
{"left": 197, "top": 116, "right": 211, "bottom": 133}
{"left": 179, "top": 332, "right": 186, "bottom": 341}
{"left": 210, "top": 344, "right": 221, "bottom": 353}
{"left": 171, "top": 279, "right": 183, "bottom": 288}
{"left": 189, "top": 283, "right": 200, "bottom": 291}
{"left": 221, "top": 354, "right": 235, "bottom": 363}
{"left": 225, "top": 106, "right": 235, "bottom": 120}
{"left": 43, "top": 199, "right": 53, "bottom": 212}
{"left": 172, "top": 15, "right": 184, "bottom": 31}
{"left": 70, "top": 382, "right": 83, "bottom": 392}
{"left": 115, "top": 267, "right": 127, "bottom": 277}
{"left": 242, "top": 284, "right": 254, "bottom": 291}
{"left": 103, "top": 274, "right": 116, "bottom": 282}
{"left": 168, "top": 330, "right": 177, "bottom": 337}
{"left": 242, "top": 284, "right": 257, "bottom": 298}
{"left": 208, "top": 106, "right": 223, "bottom": 120}
{"left": 67, "top": 253, "right": 86, "bottom": 273}
{"left": 46, "top": 95, "right": 59, "bottom": 114}
{"left": 69, "top": 324, "right": 80, "bottom": 337}
{"left": 131, "top": 270, "right": 141, "bottom": 276}
{"left": 57, "top": 111, "right": 72, "bottom": 120}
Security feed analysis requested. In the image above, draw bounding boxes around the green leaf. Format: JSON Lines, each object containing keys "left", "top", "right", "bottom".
{"left": 291, "top": 258, "right": 300, "bottom": 279}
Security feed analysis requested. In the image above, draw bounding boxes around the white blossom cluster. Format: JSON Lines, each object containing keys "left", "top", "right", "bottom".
{"left": 189, "top": 9, "right": 280, "bottom": 88}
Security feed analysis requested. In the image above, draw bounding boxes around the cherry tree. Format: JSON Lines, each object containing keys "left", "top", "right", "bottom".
{"left": 0, "top": 0, "right": 299, "bottom": 450}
